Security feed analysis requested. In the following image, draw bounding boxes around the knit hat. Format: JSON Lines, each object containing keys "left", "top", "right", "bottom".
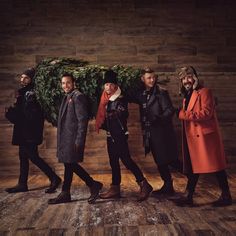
{"left": 103, "top": 70, "right": 118, "bottom": 85}
{"left": 22, "top": 68, "right": 36, "bottom": 80}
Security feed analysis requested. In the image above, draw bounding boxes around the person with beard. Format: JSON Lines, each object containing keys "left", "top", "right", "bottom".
{"left": 48, "top": 73, "right": 103, "bottom": 204}
{"left": 5, "top": 68, "right": 61, "bottom": 194}
{"left": 127, "top": 68, "right": 179, "bottom": 197}
{"left": 96, "top": 70, "right": 153, "bottom": 202}
{"left": 174, "top": 66, "right": 232, "bottom": 207}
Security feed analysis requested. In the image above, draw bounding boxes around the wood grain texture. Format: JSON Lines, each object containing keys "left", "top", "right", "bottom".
{"left": 0, "top": 171, "right": 235, "bottom": 235}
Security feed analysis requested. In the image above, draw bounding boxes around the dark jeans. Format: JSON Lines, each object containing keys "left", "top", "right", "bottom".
{"left": 19, "top": 144, "right": 57, "bottom": 185}
{"left": 62, "top": 163, "right": 94, "bottom": 192}
{"left": 107, "top": 135, "right": 145, "bottom": 185}
{"left": 158, "top": 165, "right": 172, "bottom": 183}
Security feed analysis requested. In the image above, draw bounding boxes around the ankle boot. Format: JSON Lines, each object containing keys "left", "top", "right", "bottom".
{"left": 5, "top": 183, "right": 28, "bottom": 193}
{"left": 100, "top": 185, "right": 120, "bottom": 199}
{"left": 137, "top": 179, "right": 153, "bottom": 202}
{"left": 45, "top": 176, "right": 62, "bottom": 193}
{"left": 88, "top": 181, "right": 103, "bottom": 204}
{"left": 48, "top": 191, "right": 71, "bottom": 204}
{"left": 152, "top": 180, "right": 175, "bottom": 196}
{"left": 212, "top": 190, "right": 232, "bottom": 207}
{"left": 174, "top": 190, "right": 194, "bottom": 207}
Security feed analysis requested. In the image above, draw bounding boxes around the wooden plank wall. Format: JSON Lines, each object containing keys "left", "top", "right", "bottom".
{"left": 0, "top": 0, "right": 236, "bottom": 176}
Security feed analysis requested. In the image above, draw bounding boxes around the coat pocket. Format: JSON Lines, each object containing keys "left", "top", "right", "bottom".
{"left": 202, "top": 128, "right": 215, "bottom": 135}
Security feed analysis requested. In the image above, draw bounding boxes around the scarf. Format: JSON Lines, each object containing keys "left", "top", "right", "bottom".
{"left": 95, "top": 87, "right": 121, "bottom": 133}
{"left": 140, "top": 86, "right": 156, "bottom": 155}
{"left": 184, "top": 89, "right": 193, "bottom": 111}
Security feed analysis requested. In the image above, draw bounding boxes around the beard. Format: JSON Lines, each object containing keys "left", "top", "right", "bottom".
{"left": 183, "top": 83, "right": 193, "bottom": 91}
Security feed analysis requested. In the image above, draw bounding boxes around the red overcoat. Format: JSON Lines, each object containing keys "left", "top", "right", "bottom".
{"left": 179, "top": 88, "right": 227, "bottom": 173}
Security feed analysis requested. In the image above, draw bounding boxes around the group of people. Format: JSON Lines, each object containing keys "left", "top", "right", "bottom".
{"left": 4, "top": 66, "right": 232, "bottom": 207}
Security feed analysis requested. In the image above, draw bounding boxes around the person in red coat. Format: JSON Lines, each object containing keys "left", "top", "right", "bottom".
{"left": 174, "top": 66, "right": 232, "bottom": 207}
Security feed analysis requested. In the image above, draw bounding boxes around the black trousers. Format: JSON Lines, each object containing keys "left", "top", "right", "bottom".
{"left": 62, "top": 163, "right": 94, "bottom": 192}
{"left": 150, "top": 142, "right": 173, "bottom": 183}
{"left": 186, "top": 170, "right": 230, "bottom": 196}
{"left": 19, "top": 144, "right": 57, "bottom": 185}
{"left": 107, "top": 135, "right": 145, "bottom": 185}
{"left": 157, "top": 165, "right": 172, "bottom": 183}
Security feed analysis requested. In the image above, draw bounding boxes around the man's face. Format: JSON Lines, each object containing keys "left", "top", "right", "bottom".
{"left": 61, "top": 76, "right": 75, "bottom": 93}
{"left": 20, "top": 74, "right": 31, "bottom": 87}
{"left": 104, "top": 83, "right": 117, "bottom": 95}
{"left": 181, "top": 74, "right": 195, "bottom": 91}
{"left": 141, "top": 72, "right": 156, "bottom": 89}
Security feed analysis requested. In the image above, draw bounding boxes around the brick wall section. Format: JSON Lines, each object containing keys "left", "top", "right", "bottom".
{"left": 0, "top": 0, "right": 236, "bottom": 175}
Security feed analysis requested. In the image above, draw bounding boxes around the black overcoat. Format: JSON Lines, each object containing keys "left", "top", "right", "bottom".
{"left": 128, "top": 85, "right": 178, "bottom": 165}
{"left": 5, "top": 84, "right": 44, "bottom": 145}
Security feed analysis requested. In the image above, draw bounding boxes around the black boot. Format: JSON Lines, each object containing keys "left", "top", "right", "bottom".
{"left": 152, "top": 180, "right": 175, "bottom": 196}
{"left": 88, "top": 181, "right": 103, "bottom": 204}
{"left": 45, "top": 176, "right": 62, "bottom": 193}
{"left": 48, "top": 191, "right": 71, "bottom": 204}
{"left": 5, "top": 183, "right": 28, "bottom": 193}
{"left": 212, "top": 191, "right": 232, "bottom": 207}
{"left": 173, "top": 191, "right": 194, "bottom": 207}
{"left": 213, "top": 170, "right": 232, "bottom": 207}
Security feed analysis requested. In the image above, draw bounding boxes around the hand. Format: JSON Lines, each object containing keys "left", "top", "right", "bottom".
{"left": 5, "top": 107, "right": 9, "bottom": 113}
{"left": 175, "top": 107, "right": 181, "bottom": 117}
{"left": 5, "top": 106, "right": 12, "bottom": 113}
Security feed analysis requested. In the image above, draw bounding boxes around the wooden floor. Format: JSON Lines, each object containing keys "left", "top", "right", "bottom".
{"left": 0, "top": 170, "right": 235, "bottom": 236}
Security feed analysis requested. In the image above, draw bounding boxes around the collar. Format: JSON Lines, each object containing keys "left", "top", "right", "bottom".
{"left": 65, "top": 88, "right": 76, "bottom": 96}
{"left": 109, "top": 86, "right": 121, "bottom": 101}
{"left": 18, "top": 84, "right": 34, "bottom": 95}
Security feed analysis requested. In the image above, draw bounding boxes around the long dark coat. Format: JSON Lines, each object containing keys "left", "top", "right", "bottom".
{"left": 57, "top": 89, "right": 88, "bottom": 163}
{"left": 128, "top": 85, "right": 178, "bottom": 166}
{"left": 5, "top": 84, "right": 44, "bottom": 145}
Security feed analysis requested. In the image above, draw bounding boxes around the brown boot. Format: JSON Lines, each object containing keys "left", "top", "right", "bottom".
{"left": 137, "top": 179, "right": 153, "bottom": 202}
{"left": 99, "top": 185, "right": 121, "bottom": 199}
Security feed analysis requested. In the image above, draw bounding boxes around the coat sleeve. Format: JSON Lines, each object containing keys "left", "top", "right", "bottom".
{"left": 179, "top": 88, "right": 215, "bottom": 121}
{"left": 157, "top": 90, "right": 175, "bottom": 120}
{"left": 5, "top": 106, "right": 21, "bottom": 124}
{"left": 74, "top": 94, "right": 89, "bottom": 146}
{"left": 108, "top": 98, "right": 129, "bottom": 120}
{"left": 5, "top": 95, "right": 23, "bottom": 124}
{"left": 23, "top": 92, "right": 43, "bottom": 121}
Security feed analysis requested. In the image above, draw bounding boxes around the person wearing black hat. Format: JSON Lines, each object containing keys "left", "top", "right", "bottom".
{"left": 95, "top": 70, "right": 153, "bottom": 202}
{"left": 5, "top": 68, "right": 61, "bottom": 194}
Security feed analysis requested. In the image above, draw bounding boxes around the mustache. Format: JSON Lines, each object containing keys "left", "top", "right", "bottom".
{"left": 183, "top": 82, "right": 192, "bottom": 86}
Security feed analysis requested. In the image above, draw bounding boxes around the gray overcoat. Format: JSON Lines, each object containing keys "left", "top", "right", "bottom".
{"left": 57, "top": 89, "right": 88, "bottom": 163}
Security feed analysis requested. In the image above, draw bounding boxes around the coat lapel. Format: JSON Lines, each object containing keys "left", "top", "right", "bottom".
{"left": 147, "top": 86, "right": 158, "bottom": 107}
{"left": 183, "top": 98, "right": 186, "bottom": 109}
{"left": 60, "top": 90, "right": 76, "bottom": 119}
{"left": 187, "top": 90, "right": 199, "bottom": 111}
